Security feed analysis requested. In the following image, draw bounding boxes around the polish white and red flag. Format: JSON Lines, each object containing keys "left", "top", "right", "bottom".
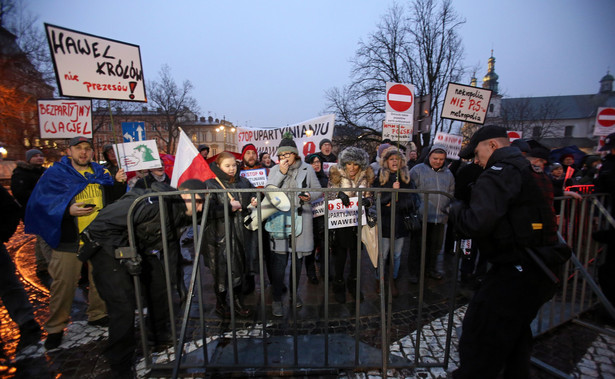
{"left": 170, "top": 129, "right": 215, "bottom": 188}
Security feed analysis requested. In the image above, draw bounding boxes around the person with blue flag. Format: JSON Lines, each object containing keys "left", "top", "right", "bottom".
{"left": 25, "top": 136, "right": 116, "bottom": 350}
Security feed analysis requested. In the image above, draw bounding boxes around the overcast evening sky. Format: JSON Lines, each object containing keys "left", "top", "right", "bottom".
{"left": 28, "top": 0, "right": 615, "bottom": 129}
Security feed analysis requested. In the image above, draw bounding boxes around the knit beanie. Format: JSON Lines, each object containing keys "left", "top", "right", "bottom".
{"left": 25, "top": 149, "right": 43, "bottom": 163}
{"left": 305, "top": 153, "right": 320, "bottom": 163}
{"left": 319, "top": 138, "right": 332, "bottom": 149}
{"left": 241, "top": 144, "right": 257, "bottom": 160}
{"left": 277, "top": 134, "right": 298, "bottom": 155}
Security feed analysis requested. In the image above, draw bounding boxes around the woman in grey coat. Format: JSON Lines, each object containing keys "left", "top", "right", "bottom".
{"left": 266, "top": 135, "right": 322, "bottom": 317}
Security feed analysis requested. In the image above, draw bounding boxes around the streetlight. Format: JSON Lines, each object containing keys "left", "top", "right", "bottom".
{"left": 215, "top": 125, "right": 237, "bottom": 152}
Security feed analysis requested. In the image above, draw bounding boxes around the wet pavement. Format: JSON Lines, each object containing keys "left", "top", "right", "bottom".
{"left": 1, "top": 224, "right": 615, "bottom": 378}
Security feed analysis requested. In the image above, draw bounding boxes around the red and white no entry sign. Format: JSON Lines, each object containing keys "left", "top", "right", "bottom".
{"left": 387, "top": 84, "right": 414, "bottom": 112}
{"left": 597, "top": 108, "right": 615, "bottom": 127}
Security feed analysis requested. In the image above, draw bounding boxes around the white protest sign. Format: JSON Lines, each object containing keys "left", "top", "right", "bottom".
{"left": 236, "top": 114, "right": 335, "bottom": 160}
{"left": 113, "top": 140, "right": 161, "bottom": 172}
{"left": 382, "top": 122, "right": 413, "bottom": 142}
{"left": 594, "top": 107, "right": 615, "bottom": 136}
{"left": 385, "top": 82, "right": 415, "bottom": 126}
{"left": 327, "top": 197, "right": 367, "bottom": 229}
{"left": 38, "top": 99, "right": 92, "bottom": 138}
{"left": 311, "top": 197, "right": 325, "bottom": 218}
{"left": 240, "top": 168, "right": 268, "bottom": 188}
{"left": 45, "top": 23, "right": 146, "bottom": 102}
{"left": 322, "top": 162, "right": 335, "bottom": 175}
{"left": 441, "top": 82, "right": 492, "bottom": 125}
{"left": 434, "top": 132, "right": 463, "bottom": 160}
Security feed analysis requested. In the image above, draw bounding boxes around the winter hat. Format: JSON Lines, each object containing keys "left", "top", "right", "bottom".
{"left": 560, "top": 153, "right": 575, "bottom": 163}
{"left": 377, "top": 143, "right": 392, "bottom": 158}
{"left": 25, "top": 149, "right": 43, "bottom": 163}
{"left": 198, "top": 144, "right": 209, "bottom": 153}
{"left": 277, "top": 134, "right": 298, "bottom": 156}
{"left": 241, "top": 144, "right": 257, "bottom": 160}
{"left": 305, "top": 153, "right": 320, "bottom": 163}
{"left": 259, "top": 151, "right": 269, "bottom": 161}
{"left": 379, "top": 146, "right": 406, "bottom": 168}
{"left": 338, "top": 146, "right": 370, "bottom": 170}
{"left": 319, "top": 138, "right": 332, "bottom": 149}
{"left": 526, "top": 140, "right": 550, "bottom": 161}
{"left": 550, "top": 162, "right": 563, "bottom": 171}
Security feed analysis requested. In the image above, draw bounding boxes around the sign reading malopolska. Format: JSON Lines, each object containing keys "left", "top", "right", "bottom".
{"left": 441, "top": 82, "right": 492, "bottom": 125}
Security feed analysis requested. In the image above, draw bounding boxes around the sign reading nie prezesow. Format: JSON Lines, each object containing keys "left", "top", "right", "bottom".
{"left": 44, "top": 23, "right": 146, "bottom": 102}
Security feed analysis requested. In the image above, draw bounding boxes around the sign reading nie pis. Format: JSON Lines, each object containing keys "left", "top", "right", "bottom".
{"left": 44, "top": 23, "right": 146, "bottom": 102}
{"left": 441, "top": 83, "right": 492, "bottom": 125}
{"left": 38, "top": 99, "right": 92, "bottom": 139}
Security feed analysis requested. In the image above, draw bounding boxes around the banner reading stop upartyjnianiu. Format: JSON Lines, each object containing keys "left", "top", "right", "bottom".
{"left": 236, "top": 114, "right": 335, "bottom": 160}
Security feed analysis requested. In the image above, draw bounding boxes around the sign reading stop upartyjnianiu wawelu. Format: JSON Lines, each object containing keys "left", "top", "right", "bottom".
{"left": 45, "top": 23, "right": 146, "bottom": 102}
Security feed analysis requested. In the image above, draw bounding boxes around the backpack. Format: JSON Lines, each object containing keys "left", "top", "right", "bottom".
{"left": 265, "top": 210, "right": 302, "bottom": 240}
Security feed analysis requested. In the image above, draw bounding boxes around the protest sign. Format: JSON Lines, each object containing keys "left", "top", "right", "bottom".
{"left": 441, "top": 82, "right": 492, "bottom": 125}
{"left": 45, "top": 23, "right": 146, "bottom": 102}
{"left": 311, "top": 197, "right": 325, "bottom": 218}
{"left": 434, "top": 132, "right": 463, "bottom": 160}
{"left": 322, "top": 162, "right": 335, "bottom": 175}
{"left": 38, "top": 99, "right": 92, "bottom": 138}
{"left": 113, "top": 140, "right": 161, "bottom": 172}
{"left": 236, "top": 114, "right": 335, "bottom": 160}
{"left": 382, "top": 122, "right": 413, "bottom": 142}
{"left": 240, "top": 168, "right": 268, "bottom": 188}
{"left": 385, "top": 82, "right": 415, "bottom": 126}
{"left": 327, "top": 197, "right": 367, "bottom": 229}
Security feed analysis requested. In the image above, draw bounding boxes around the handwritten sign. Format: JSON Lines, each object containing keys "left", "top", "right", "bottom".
{"left": 327, "top": 197, "right": 367, "bottom": 229}
{"left": 240, "top": 168, "right": 268, "bottom": 188}
{"left": 323, "top": 162, "right": 335, "bottom": 175}
{"left": 45, "top": 23, "right": 146, "bottom": 102}
{"left": 113, "top": 140, "right": 161, "bottom": 172}
{"left": 441, "top": 82, "right": 492, "bottom": 125}
{"left": 38, "top": 99, "right": 92, "bottom": 139}
{"left": 434, "top": 132, "right": 463, "bottom": 160}
{"left": 382, "top": 122, "right": 413, "bottom": 142}
{"left": 311, "top": 197, "right": 325, "bottom": 218}
{"left": 236, "top": 114, "right": 335, "bottom": 160}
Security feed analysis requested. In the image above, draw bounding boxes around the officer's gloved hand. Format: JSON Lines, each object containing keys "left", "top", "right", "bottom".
{"left": 337, "top": 191, "right": 350, "bottom": 207}
{"left": 361, "top": 197, "right": 373, "bottom": 208}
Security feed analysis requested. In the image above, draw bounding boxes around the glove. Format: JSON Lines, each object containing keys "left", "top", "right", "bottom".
{"left": 337, "top": 191, "right": 350, "bottom": 207}
{"left": 361, "top": 197, "right": 373, "bottom": 208}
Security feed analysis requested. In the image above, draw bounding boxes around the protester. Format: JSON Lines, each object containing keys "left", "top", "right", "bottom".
{"left": 450, "top": 125, "right": 559, "bottom": 378}
{"left": 373, "top": 146, "right": 416, "bottom": 297}
{"left": 266, "top": 135, "right": 322, "bottom": 316}
{"left": 315, "top": 138, "right": 337, "bottom": 163}
{"left": 327, "top": 146, "right": 374, "bottom": 304}
{"left": 84, "top": 180, "right": 188, "bottom": 377}
{"left": 133, "top": 160, "right": 170, "bottom": 189}
{"left": 408, "top": 145, "right": 455, "bottom": 281}
{"left": 202, "top": 152, "right": 255, "bottom": 318}
{"left": 102, "top": 144, "right": 128, "bottom": 200}
{"left": 11, "top": 148, "right": 51, "bottom": 283}
{"left": 577, "top": 155, "right": 601, "bottom": 185}
{"left": 239, "top": 143, "right": 261, "bottom": 170}
{"left": 25, "top": 136, "right": 114, "bottom": 350}
{"left": 198, "top": 144, "right": 210, "bottom": 159}
{"left": 560, "top": 153, "right": 577, "bottom": 179}
{"left": 259, "top": 152, "right": 275, "bottom": 169}
{"left": 0, "top": 186, "right": 42, "bottom": 351}
{"left": 304, "top": 153, "right": 329, "bottom": 284}
{"left": 406, "top": 150, "right": 419, "bottom": 170}
{"left": 370, "top": 142, "right": 391, "bottom": 173}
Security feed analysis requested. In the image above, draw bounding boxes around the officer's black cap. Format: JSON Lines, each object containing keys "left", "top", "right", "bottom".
{"left": 459, "top": 125, "right": 508, "bottom": 159}
{"left": 600, "top": 132, "right": 615, "bottom": 151}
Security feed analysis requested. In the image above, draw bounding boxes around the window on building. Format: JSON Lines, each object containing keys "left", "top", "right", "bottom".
{"left": 489, "top": 104, "right": 494, "bottom": 113}
{"left": 532, "top": 126, "right": 541, "bottom": 138}
{"left": 564, "top": 125, "right": 574, "bottom": 137}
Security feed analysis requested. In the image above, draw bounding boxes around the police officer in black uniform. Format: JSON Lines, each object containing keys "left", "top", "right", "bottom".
{"left": 450, "top": 125, "right": 559, "bottom": 378}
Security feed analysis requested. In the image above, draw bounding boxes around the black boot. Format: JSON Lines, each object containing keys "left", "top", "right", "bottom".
{"left": 333, "top": 279, "right": 346, "bottom": 304}
{"left": 233, "top": 289, "right": 254, "bottom": 318}
{"left": 347, "top": 278, "right": 364, "bottom": 302}
{"left": 215, "top": 291, "right": 230, "bottom": 318}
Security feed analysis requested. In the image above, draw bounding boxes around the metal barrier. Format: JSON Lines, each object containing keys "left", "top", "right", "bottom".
{"left": 123, "top": 187, "right": 614, "bottom": 377}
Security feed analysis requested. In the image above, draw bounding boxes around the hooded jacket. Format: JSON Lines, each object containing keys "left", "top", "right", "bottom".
{"left": 10, "top": 161, "right": 46, "bottom": 219}
{"left": 409, "top": 145, "right": 455, "bottom": 224}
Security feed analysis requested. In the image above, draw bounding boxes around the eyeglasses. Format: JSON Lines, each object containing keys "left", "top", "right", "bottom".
{"left": 278, "top": 153, "right": 293, "bottom": 159}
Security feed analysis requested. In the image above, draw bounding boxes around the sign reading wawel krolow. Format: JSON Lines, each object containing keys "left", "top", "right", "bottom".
{"left": 44, "top": 23, "right": 146, "bottom": 102}
{"left": 38, "top": 99, "right": 92, "bottom": 139}
{"left": 441, "top": 82, "right": 492, "bottom": 125}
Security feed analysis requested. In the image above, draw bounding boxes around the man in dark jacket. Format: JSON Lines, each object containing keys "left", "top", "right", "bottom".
{"left": 11, "top": 149, "right": 51, "bottom": 280}
{"left": 84, "top": 181, "right": 188, "bottom": 377}
{"left": 450, "top": 125, "right": 558, "bottom": 378}
{"left": 25, "top": 136, "right": 115, "bottom": 350}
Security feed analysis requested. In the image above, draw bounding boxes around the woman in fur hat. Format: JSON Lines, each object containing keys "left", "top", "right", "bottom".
{"left": 373, "top": 146, "right": 418, "bottom": 297}
{"left": 327, "top": 146, "right": 374, "bottom": 304}
{"left": 266, "top": 134, "right": 322, "bottom": 317}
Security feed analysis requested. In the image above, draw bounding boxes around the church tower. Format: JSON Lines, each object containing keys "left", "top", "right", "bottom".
{"left": 482, "top": 50, "right": 499, "bottom": 94}
{"left": 600, "top": 70, "right": 614, "bottom": 93}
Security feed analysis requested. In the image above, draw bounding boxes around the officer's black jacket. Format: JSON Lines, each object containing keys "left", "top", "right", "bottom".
{"left": 451, "top": 146, "right": 557, "bottom": 265}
